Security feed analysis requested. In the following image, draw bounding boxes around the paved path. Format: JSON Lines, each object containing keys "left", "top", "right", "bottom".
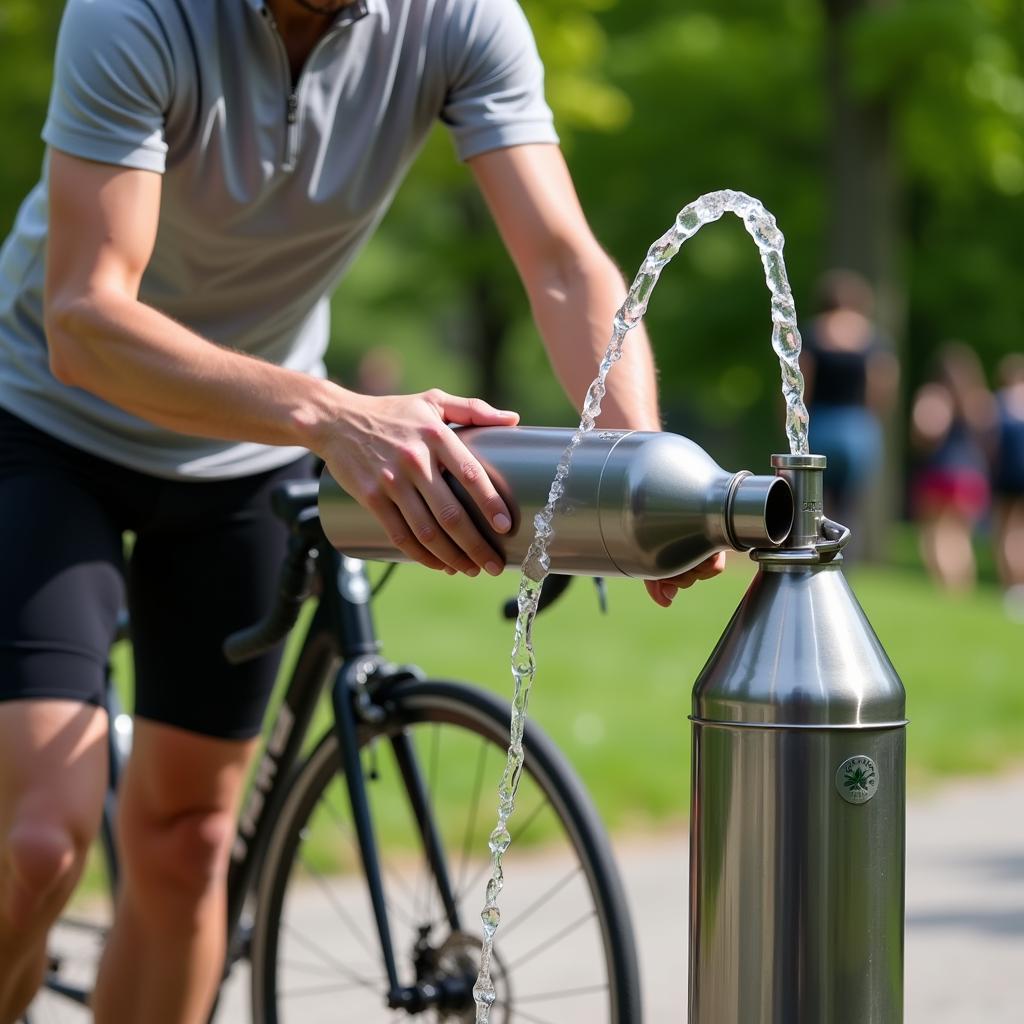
{"left": 621, "top": 771, "right": 1024, "bottom": 1022}
{"left": 216, "top": 771, "right": 1024, "bottom": 1021}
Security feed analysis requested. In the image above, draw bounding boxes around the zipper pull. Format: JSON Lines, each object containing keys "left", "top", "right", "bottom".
{"left": 286, "top": 94, "right": 298, "bottom": 125}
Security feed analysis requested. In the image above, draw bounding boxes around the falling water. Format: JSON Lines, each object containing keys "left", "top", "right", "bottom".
{"left": 472, "top": 190, "right": 809, "bottom": 1021}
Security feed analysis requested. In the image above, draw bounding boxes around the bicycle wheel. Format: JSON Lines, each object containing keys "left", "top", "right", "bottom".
{"left": 250, "top": 678, "right": 641, "bottom": 1023}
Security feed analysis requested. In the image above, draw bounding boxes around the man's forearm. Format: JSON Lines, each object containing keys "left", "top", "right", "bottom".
{"left": 46, "top": 288, "right": 344, "bottom": 451}
{"left": 528, "top": 248, "right": 661, "bottom": 432}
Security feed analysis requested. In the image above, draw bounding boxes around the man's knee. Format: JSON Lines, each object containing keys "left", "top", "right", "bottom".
{"left": 3, "top": 816, "right": 88, "bottom": 932}
{"left": 122, "top": 807, "right": 236, "bottom": 915}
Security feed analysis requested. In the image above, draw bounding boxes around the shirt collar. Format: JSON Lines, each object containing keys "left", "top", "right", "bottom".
{"left": 245, "top": 0, "right": 384, "bottom": 29}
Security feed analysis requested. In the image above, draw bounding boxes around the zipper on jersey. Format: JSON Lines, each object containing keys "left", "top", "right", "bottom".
{"left": 259, "top": 3, "right": 370, "bottom": 174}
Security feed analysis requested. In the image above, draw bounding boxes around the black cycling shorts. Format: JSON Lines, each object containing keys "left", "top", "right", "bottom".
{"left": 0, "top": 406, "right": 314, "bottom": 740}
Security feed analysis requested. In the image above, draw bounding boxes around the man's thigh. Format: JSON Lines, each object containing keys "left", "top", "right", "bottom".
{"left": 0, "top": 430, "right": 125, "bottom": 917}
{"left": 0, "top": 699, "right": 108, "bottom": 843}
{"left": 128, "top": 457, "right": 314, "bottom": 741}
{"left": 0, "top": 471, "right": 125, "bottom": 710}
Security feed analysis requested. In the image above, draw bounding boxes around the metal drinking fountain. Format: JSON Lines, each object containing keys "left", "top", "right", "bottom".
{"left": 689, "top": 453, "right": 906, "bottom": 1024}
{"left": 317, "top": 431, "right": 907, "bottom": 1023}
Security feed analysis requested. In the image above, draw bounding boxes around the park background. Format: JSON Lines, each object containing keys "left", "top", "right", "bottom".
{"left": 1, "top": 0, "right": 1021, "bottom": 829}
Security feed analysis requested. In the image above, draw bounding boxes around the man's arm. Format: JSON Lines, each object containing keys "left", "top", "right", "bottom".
{"left": 468, "top": 144, "right": 660, "bottom": 432}
{"left": 44, "top": 151, "right": 517, "bottom": 577}
{"left": 469, "top": 143, "right": 726, "bottom": 605}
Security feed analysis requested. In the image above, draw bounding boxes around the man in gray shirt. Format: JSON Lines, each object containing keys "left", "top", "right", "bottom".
{"left": 0, "top": 1, "right": 721, "bottom": 1020}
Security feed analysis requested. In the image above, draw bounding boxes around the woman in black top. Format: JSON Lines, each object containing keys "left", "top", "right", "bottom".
{"left": 800, "top": 270, "right": 898, "bottom": 552}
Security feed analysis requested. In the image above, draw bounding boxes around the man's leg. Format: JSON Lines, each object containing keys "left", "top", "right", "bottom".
{"left": 91, "top": 720, "right": 258, "bottom": 1024}
{"left": 0, "top": 700, "right": 108, "bottom": 1022}
{"left": 90, "top": 458, "right": 308, "bottom": 1022}
{"left": 0, "top": 427, "right": 129, "bottom": 1022}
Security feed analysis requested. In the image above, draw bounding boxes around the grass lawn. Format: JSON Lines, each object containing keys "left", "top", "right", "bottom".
{"left": 88, "top": 548, "right": 1023, "bottom": 893}
{"left": 105, "top": 548, "right": 1021, "bottom": 864}
{"left": 340, "top": 552, "right": 1023, "bottom": 832}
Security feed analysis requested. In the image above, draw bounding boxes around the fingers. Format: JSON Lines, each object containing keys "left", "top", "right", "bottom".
{"left": 377, "top": 440, "right": 507, "bottom": 576}
{"left": 362, "top": 484, "right": 452, "bottom": 574}
{"left": 328, "top": 390, "right": 519, "bottom": 577}
{"left": 644, "top": 579, "right": 676, "bottom": 608}
{"left": 645, "top": 551, "right": 728, "bottom": 607}
{"left": 385, "top": 472, "right": 483, "bottom": 577}
{"left": 429, "top": 390, "right": 520, "bottom": 428}
{"left": 431, "top": 424, "right": 514, "bottom": 538}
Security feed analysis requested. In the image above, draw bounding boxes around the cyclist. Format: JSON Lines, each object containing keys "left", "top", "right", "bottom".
{"left": 0, "top": 1, "right": 724, "bottom": 1021}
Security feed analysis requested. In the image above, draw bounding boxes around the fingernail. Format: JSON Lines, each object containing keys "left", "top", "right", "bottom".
{"left": 662, "top": 584, "right": 678, "bottom": 602}
{"left": 485, "top": 560, "right": 502, "bottom": 577}
{"left": 493, "top": 513, "right": 511, "bottom": 532}
{"left": 465, "top": 566, "right": 480, "bottom": 578}
{"left": 444, "top": 567, "right": 456, "bottom": 576}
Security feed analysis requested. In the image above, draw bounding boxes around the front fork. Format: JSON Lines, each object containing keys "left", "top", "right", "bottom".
{"left": 331, "top": 659, "right": 465, "bottom": 1011}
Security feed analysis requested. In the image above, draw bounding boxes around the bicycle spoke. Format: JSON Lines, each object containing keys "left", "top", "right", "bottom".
{"left": 454, "top": 797, "right": 549, "bottom": 906}
{"left": 496, "top": 865, "right": 583, "bottom": 940}
{"left": 259, "top": 689, "right": 637, "bottom": 1022}
{"left": 279, "top": 979, "right": 380, "bottom": 999}
{"left": 503, "top": 910, "right": 598, "bottom": 971}
{"left": 506, "top": 982, "right": 609, "bottom": 1004}
{"left": 279, "top": 922, "right": 380, "bottom": 994}
{"left": 489, "top": 1004, "right": 560, "bottom": 1024}
{"left": 456, "top": 736, "right": 490, "bottom": 897}
{"left": 414, "top": 722, "right": 442, "bottom": 927}
{"left": 280, "top": 959, "right": 364, "bottom": 979}
{"left": 298, "top": 850, "right": 373, "bottom": 950}
{"left": 317, "top": 778, "right": 420, "bottom": 932}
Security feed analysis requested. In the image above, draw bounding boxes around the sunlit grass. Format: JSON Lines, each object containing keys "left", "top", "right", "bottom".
{"left": 104, "top": 551, "right": 1021, "bottom": 877}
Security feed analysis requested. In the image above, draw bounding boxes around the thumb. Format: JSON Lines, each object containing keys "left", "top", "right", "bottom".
{"left": 433, "top": 392, "right": 519, "bottom": 427}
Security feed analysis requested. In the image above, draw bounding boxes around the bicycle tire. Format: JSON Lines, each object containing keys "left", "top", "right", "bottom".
{"left": 249, "top": 677, "right": 642, "bottom": 1023}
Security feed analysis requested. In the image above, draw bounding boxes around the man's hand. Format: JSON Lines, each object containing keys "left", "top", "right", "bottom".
{"left": 318, "top": 388, "right": 519, "bottom": 577}
{"left": 644, "top": 552, "right": 728, "bottom": 608}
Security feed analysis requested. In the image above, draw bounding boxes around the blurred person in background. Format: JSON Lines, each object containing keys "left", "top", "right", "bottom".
{"left": 992, "top": 353, "right": 1024, "bottom": 619}
{"left": 910, "top": 342, "right": 996, "bottom": 593}
{"left": 800, "top": 269, "right": 898, "bottom": 555}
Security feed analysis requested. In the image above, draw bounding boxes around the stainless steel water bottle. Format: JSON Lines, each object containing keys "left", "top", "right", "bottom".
{"left": 318, "top": 427, "right": 794, "bottom": 578}
{"left": 689, "top": 454, "right": 906, "bottom": 1023}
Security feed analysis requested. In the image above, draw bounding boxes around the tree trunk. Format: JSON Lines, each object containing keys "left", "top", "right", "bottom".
{"left": 457, "top": 193, "right": 509, "bottom": 408}
{"left": 822, "top": 0, "right": 905, "bottom": 561}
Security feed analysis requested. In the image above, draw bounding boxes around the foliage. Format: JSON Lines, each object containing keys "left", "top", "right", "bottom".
{"left": 0, "top": 3, "right": 60, "bottom": 231}
{"left": 2, "top": 1, "right": 1023, "bottom": 467}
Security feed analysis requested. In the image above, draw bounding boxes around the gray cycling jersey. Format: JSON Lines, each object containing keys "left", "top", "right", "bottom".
{"left": 0, "top": 0, "right": 557, "bottom": 479}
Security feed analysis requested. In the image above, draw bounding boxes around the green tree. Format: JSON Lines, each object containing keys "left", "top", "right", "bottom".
{"left": 0, "top": 4, "right": 60, "bottom": 233}
{"left": 4, "top": 0, "right": 1024, "bottom": 505}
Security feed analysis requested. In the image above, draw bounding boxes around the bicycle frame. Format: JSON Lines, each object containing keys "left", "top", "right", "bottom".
{"left": 220, "top": 540, "right": 464, "bottom": 1012}
{"left": 45, "top": 538, "right": 467, "bottom": 1017}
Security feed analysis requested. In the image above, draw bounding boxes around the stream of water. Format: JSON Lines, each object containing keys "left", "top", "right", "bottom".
{"left": 471, "top": 190, "right": 810, "bottom": 1021}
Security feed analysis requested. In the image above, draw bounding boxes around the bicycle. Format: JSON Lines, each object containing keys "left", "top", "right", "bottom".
{"left": 27, "top": 478, "right": 642, "bottom": 1023}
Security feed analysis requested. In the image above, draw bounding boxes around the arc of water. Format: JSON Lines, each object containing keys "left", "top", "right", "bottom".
{"left": 472, "top": 190, "right": 810, "bottom": 1022}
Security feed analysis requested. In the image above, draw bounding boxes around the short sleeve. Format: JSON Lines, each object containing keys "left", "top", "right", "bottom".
{"left": 441, "top": 0, "right": 559, "bottom": 162}
{"left": 42, "top": 0, "right": 174, "bottom": 174}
